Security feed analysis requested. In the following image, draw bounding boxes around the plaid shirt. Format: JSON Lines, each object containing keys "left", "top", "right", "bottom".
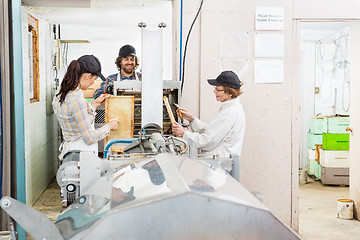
{"left": 53, "top": 89, "right": 110, "bottom": 144}
{"left": 93, "top": 72, "right": 142, "bottom": 99}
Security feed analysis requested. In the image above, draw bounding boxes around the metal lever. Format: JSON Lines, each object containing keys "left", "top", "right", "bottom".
{"left": 0, "top": 197, "right": 64, "bottom": 240}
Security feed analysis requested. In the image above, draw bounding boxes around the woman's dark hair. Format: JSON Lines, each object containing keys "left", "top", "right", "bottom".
{"left": 56, "top": 60, "right": 87, "bottom": 104}
{"left": 115, "top": 56, "right": 139, "bottom": 71}
{"left": 224, "top": 82, "right": 243, "bottom": 99}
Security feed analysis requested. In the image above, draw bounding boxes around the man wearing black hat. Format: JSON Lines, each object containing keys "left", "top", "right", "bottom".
{"left": 172, "top": 71, "right": 246, "bottom": 158}
{"left": 94, "top": 44, "right": 142, "bottom": 99}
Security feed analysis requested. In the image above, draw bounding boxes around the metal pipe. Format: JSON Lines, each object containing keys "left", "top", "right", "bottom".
{"left": 230, "top": 154, "right": 240, "bottom": 182}
{"left": 10, "top": 221, "right": 17, "bottom": 240}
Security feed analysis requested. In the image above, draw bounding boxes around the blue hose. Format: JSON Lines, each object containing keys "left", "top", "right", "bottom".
{"left": 179, "top": 0, "right": 183, "bottom": 82}
{"left": 103, "top": 139, "right": 138, "bottom": 159}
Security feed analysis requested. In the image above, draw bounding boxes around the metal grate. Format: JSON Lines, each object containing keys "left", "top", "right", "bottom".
{"left": 95, "top": 109, "right": 105, "bottom": 124}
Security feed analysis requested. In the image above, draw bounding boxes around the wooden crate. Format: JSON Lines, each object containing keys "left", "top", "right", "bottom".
{"left": 105, "top": 96, "right": 134, "bottom": 146}
{"left": 326, "top": 116, "right": 349, "bottom": 134}
{"left": 322, "top": 133, "right": 349, "bottom": 150}
{"left": 82, "top": 79, "right": 102, "bottom": 98}
{"left": 307, "top": 158, "right": 320, "bottom": 176}
{"left": 320, "top": 166, "right": 349, "bottom": 186}
{"left": 307, "top": 148, "right": 316, "bottom": 160}
{"left": 319, "top": 148, "right": 349, "bottom": 168}
{"left": 309, "top": 117, "right": 326, "bottom": 134}
{"left": 307, "top": 132, "right": 322, "bottom": 149}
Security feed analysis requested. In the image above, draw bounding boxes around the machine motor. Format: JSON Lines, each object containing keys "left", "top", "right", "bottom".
{"left": 56, "top": 151, "right": 81, "bottom": 207}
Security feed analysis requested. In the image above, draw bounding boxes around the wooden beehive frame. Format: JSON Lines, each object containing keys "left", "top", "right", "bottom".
{"left": 105, "top": 96, "right": 135, "bottom": 147}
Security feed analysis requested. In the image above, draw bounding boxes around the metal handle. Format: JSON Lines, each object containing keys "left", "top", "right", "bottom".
{"left": 346, "top": 127, "right": 352, "bottom": 133}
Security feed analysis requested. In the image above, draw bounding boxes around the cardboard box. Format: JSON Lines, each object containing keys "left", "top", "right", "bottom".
{"left": 82, "top": 79, "right": 103, "bottom": 99}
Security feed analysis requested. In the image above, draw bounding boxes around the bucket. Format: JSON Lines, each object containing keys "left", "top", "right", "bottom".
{"left": 0, "top": 231, "right": 12, "bottom": 240}
{"left": 337, "top": 199, "right": 353, "bottom": 220}
{"left": 299, "top": 170, "right": 307, "bottom": 184}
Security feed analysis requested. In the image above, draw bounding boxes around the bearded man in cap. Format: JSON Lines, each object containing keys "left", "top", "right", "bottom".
{"left": 94, "top": 44, "right": 142, "bottom": 99}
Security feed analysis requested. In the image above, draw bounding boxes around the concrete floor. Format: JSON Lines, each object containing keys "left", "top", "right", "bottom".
{"left": 27, "top": 177, "right": 360, "bottom": 240}
{"left": 299, "top": 177, "right": 360, "bottom": 240}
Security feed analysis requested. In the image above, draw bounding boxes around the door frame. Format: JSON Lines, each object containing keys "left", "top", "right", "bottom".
{"left": 293, "top": 18, "right": 360, "bottom": 223}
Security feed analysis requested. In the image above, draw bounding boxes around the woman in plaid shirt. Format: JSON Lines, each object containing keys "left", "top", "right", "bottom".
{"left": 53, "top": 55, "right": 119, "bottom": 160}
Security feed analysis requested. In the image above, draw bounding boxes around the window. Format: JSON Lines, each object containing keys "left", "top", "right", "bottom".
{"left": 28, "top": 14, "right": 39, "bottom": 103}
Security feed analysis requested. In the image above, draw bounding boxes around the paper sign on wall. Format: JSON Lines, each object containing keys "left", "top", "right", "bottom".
{"left": 255, "top": 33, "right": 284, "bottom": 58}
{"left": 220, "top": 32, "right": 250, "bottom": 58}
{"left": 254, "top": 59, "right": 283, "bottom": 83}
{"left": 220, "top": 59, "right": 249, "bottom": 81}
{"left": 255, "top": 7, "right": 284, "bottom": 30}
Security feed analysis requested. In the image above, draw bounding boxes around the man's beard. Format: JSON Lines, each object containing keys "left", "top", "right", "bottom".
{"left": 121, "top": 64, "right": 135, "bottom": 74}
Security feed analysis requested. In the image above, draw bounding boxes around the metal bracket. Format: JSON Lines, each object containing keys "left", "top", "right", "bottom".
{"left": 138, "top": 22, "right": 146, "bottom": 28}
{"left": 158, "top": 22, "right": 166, "bottom": 28}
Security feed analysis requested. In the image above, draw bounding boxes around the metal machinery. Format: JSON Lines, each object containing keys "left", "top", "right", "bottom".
{"left": 0, "top": 128, "right": 301, "bottom": 240}
{"left": 94, "top": 80, "right": 180, "bottom": 151}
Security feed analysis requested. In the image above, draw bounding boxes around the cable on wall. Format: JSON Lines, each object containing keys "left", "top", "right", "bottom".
{"left": 180, "top": 0, "right": 204, "bottom": 94}
{"left": 314, "top": 30, "right": 350, "bottom": 114}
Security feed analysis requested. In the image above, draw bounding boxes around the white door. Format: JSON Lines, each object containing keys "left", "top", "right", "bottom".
{"left": 349, "top": 24, "right": 360, "bottom": 220}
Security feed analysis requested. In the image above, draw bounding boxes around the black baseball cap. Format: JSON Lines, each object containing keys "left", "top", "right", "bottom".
{"left": 207, "top": 71, "right": 241, "bottom": 89}
{"left": 78, "top": 55, "right": 106, "bottom": 81}
{"left": 119, "top": 44, "right": 136, "bottom": 57}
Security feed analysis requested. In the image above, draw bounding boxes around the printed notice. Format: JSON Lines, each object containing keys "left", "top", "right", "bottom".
{"left": 254, "top": 33, "right": 284, "bottom": 57}
{"left": 254, "top": 59, "right": 283, "bottom": 83}
{"left": 255, "top": 7, "right": 284, "bottom": 30}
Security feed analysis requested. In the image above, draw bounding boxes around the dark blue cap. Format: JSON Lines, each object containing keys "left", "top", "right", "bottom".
{"left": 207, "top": 71, "right": 241, "bottom": 89}
{"left": 119, "top": 44, "right": 136, "bottom": 57}
{"left": 78, "top": 55, "right": 106, "bottom": 81}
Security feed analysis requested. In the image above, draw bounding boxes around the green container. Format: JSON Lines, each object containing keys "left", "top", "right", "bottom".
{"left": 309, "top": 117, "right": 326, "bottom": 134}
{"left": 314, "top": 161, "right": 321, "bottom": 179}
{"left": 307, "top": 158, "right": 318, "bottom": 176}
{"left": 322, "top": 133, "right": 349, "bottom": 150}
{"left": 307, "top": 132, "right": 322, "bottom": 149}
{"left": 326, "top": 117, "right": 349, "bottom": 134}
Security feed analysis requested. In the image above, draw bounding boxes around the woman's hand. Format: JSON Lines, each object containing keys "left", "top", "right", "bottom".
{"left": 91, "top": 94, "right": 110, "bottom": 108}
{"left": 177, "top": 108, "right": 195, "bottom": 122}
{"left": 108, "top": 119, "right": 119, "bottom": 131}
{"left": 172, "top": 122, "right": 185, "bottom": 137}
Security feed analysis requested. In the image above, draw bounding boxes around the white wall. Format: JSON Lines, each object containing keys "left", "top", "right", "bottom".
{"left": 21, "top": 9, "right": 59, "bottom": 205}
{"left": 294, "top": 0, "right": 360, "bottom": 19}
{"left": 299, "top": 42, "right": 316, "bottom": 170}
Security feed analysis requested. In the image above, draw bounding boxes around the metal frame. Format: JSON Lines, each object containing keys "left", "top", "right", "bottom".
{"left": 0, "top": 0, "right": 12, "bottom": 231}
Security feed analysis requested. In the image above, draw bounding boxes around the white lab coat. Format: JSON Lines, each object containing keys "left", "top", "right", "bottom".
{"left": 183, "top": 98, "right": 245, "bottom": 158}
